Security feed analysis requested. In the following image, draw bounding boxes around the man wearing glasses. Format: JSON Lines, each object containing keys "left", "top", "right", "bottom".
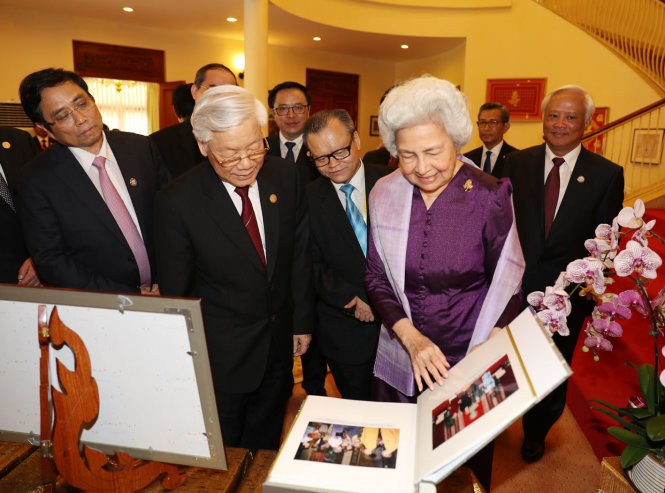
{"left": 464, "top": 102, "right": 518, "bottom": 177}
{"left": 267, "top": 81, "right": 319, "bottom": 185}
{"left": 267, "top": 81, "right": 327, "bottom": 397}
{"left": 17, "top": 68, "right": 168, "bottom": 294}
{"left": 304, "top": 109, "right": 388, "bottom": 400}
{"left": 150, "top": 63, "right": 237, "bottom": 179}
{"left": 154, "top": 85, "right": 314, "bottom": 452}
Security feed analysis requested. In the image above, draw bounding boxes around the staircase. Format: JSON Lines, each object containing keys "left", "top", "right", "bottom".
{"left": 535, "top": 0, "right": 665, "bottom": 204}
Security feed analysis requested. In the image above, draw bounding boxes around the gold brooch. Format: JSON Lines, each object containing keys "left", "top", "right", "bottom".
{"left": 2, "top": 141, "right": 10, "bottom": 149}
{"left": 129, "top": 178, "right": 138, "bottom": 187}
{"left": 463, "top": 179, "right": 473, "bottom": 192}
{"left": 577, "top": 176, "right": 585, "bottom": 184}
{"left": 269, "top": 194, "right": 278, "bottom": 204}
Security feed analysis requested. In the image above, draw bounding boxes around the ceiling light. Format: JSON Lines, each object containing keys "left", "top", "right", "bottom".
{"left": 122, "top": 7, "right": 134, "bottom": 13}
{"left": 400, "top": 44, "right": 409, "bottom": 49}
{"left": 227, "top": 17, "right": 238, "bottom": 23}
{"left": 313, "top": 36, "right": 321, "bottom": 42}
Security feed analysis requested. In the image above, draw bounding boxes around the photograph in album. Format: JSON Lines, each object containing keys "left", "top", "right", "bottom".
{"left": 431, "top": 354, "right": 517, "bottom": 449}
{"left": 295, "top": 423, "right": 399, "bottom": 469}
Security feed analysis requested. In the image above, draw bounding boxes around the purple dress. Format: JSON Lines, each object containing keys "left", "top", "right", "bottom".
{"left": 366, "top": 164, "right": 517, "bottom": 403}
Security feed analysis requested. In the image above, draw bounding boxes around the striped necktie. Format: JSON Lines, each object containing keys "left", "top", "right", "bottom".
{"left": 340, "top": 183, "right": 367, "bottom": 256}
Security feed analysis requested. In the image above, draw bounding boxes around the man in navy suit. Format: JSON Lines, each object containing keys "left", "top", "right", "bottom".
{"left": 150, "top": 63, "right": 237, "bottom": 179}
{"left": 267, "top": 81, "right": 326, "bottom": 395}
{"left": 502, "top": 85, "right": 624, "bottom": 462}
{"left": 464, "top": 102, "right": 518, "bottom": 177}
{"left": 154, "top": 85, "right": 314, "bottom": 451}
{"left": 0, "top": 126, "right": 41, "bottom": 285}
{"left": 17, "top": 68, "right": 168, "bottom": 294}
{"left": 304, "top": 109, "right": 389, "bottom": 400}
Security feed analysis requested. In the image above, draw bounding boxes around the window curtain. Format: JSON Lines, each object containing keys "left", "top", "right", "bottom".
{"left": 84, "top": 78, "right": 157, "bottom": 135}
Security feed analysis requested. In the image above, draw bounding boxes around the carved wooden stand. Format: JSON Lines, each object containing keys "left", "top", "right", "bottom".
{"left": 38, "top": 306, "right": 188, "bottom": 492}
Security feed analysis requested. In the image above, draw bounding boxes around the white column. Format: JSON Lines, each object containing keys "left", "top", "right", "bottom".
{"left": 243, "top": 0, "right": 269, "bottom": 111}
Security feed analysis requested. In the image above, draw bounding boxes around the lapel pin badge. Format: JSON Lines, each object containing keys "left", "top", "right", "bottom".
{"left": 129, "top": 178, "right": 138, "bottom": 187}
{"left": 2, "top": 141, "right": 10, "bottom": 149}
{"left": 463, "top": 179, "right": 473, "bottom": 192}
{"left": 269, "top": 194, "right": 278, "bottom": 204}
{"left": 577, "top": 176, "right": 585, "bottom": 184}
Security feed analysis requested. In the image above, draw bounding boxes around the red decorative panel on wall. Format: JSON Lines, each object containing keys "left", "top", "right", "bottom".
{"left": 486, "top": 78, "right": 546, "bottom": 121}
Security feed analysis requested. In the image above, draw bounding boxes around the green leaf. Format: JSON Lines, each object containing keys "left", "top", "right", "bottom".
{"left": 592, "top": 407, "right": 647, "bottom": 436}
{"left": 620, "top": 445, "right": 649, "bottom": 469}
{"left": 608, "top": 427, "right": 650, "bottom": 447}
{"left": 646, "top": 414, "right": 665, "bottom": 442}
{"left": 636, "top": 363, "right": 656, "bottom": 412}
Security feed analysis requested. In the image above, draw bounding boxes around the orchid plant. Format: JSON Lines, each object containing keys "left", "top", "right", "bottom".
{"left": 527, "top": 199, "right": 665, "bottom": 468}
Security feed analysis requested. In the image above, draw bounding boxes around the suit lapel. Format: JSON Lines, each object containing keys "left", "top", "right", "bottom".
{"left": 51, "top": 144, "right": 129, "bottom": 247}
{"left": 319, "top": 179, "right": 363, "bottom": 256}
{"left": 258, "top": 175, "right": 279, "bottom": 279}
{"left": 528, "top": 145, "right": 547, "bottom": 238}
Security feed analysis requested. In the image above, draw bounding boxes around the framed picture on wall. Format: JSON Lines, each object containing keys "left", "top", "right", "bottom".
{"left": 583, "top": 107, "right": 610, "bottom": 155}
{"left": 486, "top": 78, "right": 546, "bottom": 121}
{"left": 631, "top": 129, "right": 664, "bottom": 165}
{"left": 369, "top": 115, "right": 379, "bottom": 137}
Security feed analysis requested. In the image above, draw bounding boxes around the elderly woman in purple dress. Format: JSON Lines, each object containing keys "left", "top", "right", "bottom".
{"left": 365, "top": 76, "right": 525, "bottom": 490}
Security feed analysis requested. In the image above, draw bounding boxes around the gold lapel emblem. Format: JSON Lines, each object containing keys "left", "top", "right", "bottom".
{"left": 1, "top": 141, "right": 10, "bottom": 149}
{"left": 577, "top": 176, "right": 585, "bottom": 184}
{"left": 269, "top": 193, "right": 278, "bottom": 204}
{"left": 129, "top": 178, "right": 138, "bottom": 187}
{"left": 463, "top": 179, "right": 473, "bottom": 192}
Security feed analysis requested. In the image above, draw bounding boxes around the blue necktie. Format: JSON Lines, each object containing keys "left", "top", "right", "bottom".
{"left": 285, "top": 141, "right": 296, "bottom": 162}
{"left": 340, "top": 184, "right": 367, "bottom": 256}
{"left": 483, "top": 150, "right": 492, "bottom": 174}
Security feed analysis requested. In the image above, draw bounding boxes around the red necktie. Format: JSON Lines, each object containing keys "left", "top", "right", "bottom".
{"left": 544, "top": 157, "right": 565, "bottom": 238}
{"left": 234, "top": 186, "right": 266, "bottom": 266}
{"left": 92, "top": 156, "right": 151, "bottom": 287}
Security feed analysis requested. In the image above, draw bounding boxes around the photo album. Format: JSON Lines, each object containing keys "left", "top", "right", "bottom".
{"left": 263, "top": 308, "right": 571, "bottom": 493}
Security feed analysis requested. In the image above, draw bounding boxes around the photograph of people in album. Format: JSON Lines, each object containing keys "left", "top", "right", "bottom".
{"left": 431, "top": 354, "right": 518, "bottom": 449}
{"left": 294, "top": 422, "right": 400, "bottom": 469}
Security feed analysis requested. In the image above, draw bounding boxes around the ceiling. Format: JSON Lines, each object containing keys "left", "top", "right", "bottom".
{"left": 0, "top": 0, "right": 462, "bottom": 62}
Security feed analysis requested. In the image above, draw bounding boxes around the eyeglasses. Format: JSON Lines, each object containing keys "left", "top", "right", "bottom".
{"left": 45, "top": 97, "right": 95, "bottom": 126}
{"left": 476, "top": 119, "right": 502, "bottom": 128}
{"left": 308, "top": 140, "right": 353, "bottom": 167}
{"left": 211, "top": 138, "right": 270, "bottom": 168}
{"left": 273, "top": 104, "right": 309, "bottom": 117}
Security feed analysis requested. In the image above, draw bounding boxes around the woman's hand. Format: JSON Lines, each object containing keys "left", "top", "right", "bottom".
{"left": 392, "top": 318, "right": 450, "bottom": 392}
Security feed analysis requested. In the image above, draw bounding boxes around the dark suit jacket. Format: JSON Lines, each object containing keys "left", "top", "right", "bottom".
{"left": 154, "top": 156, "right": 315, "bottom": 394}
{"left": 149, "top": 120, "right": 202, "bottom": 179}
{"left": 306, "top": 164, "right": 389, "bottom": 365}
{"left": 502, "top": 144, "right": 624, "bottom": 356}
{"left": 464, "top": 141, "right": 519, "bottom": 177}
{"left": 362, "top": 147, "right": 391, "bottom": 167}
{"left": 16, "top": 130, "right": 169, "bottom": 292}
{"left": 266, "top": 134, "right": 319, "bottom": 185}
{"left": 0, "top": 127, "right": 39, "bottom": 283}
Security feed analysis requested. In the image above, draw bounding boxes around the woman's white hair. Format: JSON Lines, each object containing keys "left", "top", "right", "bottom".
{"left": 378, "top": 75, "right": 472, "bottom": 155}
{"left": 191, "top": 85, "right": 268, "bottom": 143}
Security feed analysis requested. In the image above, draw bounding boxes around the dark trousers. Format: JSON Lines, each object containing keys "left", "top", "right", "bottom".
{"left": 215, "top": 344, "right": 293, "bottom": 452}
{"left": 522, "top": 309, "right": 586, "bottom": 442}
{"left": 327, "top": 357, "right": 374, "bottom": 401}
{"left": 300, "top": 333, "right": 328, "bottom": 395}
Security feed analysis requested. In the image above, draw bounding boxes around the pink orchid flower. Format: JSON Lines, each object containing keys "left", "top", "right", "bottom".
{"left": 584, "top": 333, "right": 613, "bottom": 352}
{"left": 597, "top": 297, "right": 632, "bottom": 320}
{"left": 542, "top": 287, "right": 572, "bottom": 316}
{"left": 591, "top": 317, "right": 624, "bottom": 337}
{"left": 618, "top": 289, "right": 649, "bottom": 317}
{"left": 527, "top": 291, "right": 545, "bottom": 310}
{"left": 566, "top": 258, "right": 606, "bottom": 294}
{"left": 614, "top": 240, "right": 662, "bottom": 279}
{"left": 536, "top": 309, "right": 569, "bottom": 337}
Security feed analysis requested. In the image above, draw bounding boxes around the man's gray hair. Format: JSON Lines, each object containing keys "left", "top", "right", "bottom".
{"left": 541, "top": 85, "right": 595, "bottom": 125}
{"left": 378, "top": 75, "right": 472, "bottom": 155}
{"left": 191, "top": 85, "right": 267, "bottom": 143}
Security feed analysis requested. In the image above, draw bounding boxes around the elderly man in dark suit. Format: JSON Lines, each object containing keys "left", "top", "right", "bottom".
{"left": 149, "top": 63, "right": 237, "bottom": 178}
{"left": 464, "top": 102, "right": 518, "bottom": 177}
{"left": 154, "top": 85, "right": 314, "bottom": 451}
{"left": 303, "top": 109, "right": 389, "bottom": 400}
{"left": 267, "top": 81, "right": 327, "bottom": 396}
{"left": 501, "top": 85, "right": 624, "bottom": 463}
{"left": 17, "top": 68, "right": 168, "bottom": 294}
{"left": 0, "top": 126, "right": 40, "bottom": 285}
